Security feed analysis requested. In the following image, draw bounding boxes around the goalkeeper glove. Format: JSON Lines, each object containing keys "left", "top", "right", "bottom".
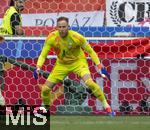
{"left": 97, "top": 64, "right": 110, "bottom": 80}
{"left": 33, "top": 68, "right": 40, "bottom": 79}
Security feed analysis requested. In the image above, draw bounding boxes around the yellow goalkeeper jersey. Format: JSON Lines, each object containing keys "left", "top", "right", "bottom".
{"left": 37, "top": 30, "right": 100, "bottom": 67}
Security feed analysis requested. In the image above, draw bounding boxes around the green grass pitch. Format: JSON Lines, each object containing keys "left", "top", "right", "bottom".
{"left": 50, "top": 115, "right": 150, "bottom": 130}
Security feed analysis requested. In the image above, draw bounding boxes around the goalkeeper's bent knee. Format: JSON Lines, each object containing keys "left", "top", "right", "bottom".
{"left": 41, "top": 84, "right": 51, "bottom": 106}
{"left": 85, "top": 78, "right": 106, "bottom": 102}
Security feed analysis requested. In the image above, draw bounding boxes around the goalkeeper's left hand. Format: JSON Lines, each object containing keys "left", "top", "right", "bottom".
{"left": 97, "top": 64, "right": 110, "bottom": 80}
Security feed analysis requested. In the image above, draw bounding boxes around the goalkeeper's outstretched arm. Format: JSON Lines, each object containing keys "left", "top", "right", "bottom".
{"left": 81, "top": 42, "right": 110, "bottom": 79}
{"left": 81, "top": 42, "right": 101, "bottom": 66}
{"left": 36, "top": 36, "right": 52, "bottom": 70}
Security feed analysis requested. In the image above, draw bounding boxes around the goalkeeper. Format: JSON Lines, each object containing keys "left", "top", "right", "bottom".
{"left": 36, "top": 16, "right": 113, "bottom": 115}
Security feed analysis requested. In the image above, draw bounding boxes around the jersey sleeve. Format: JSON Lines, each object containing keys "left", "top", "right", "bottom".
{"left": 37, "top": 34, "right": 53, "bottom": 68}
{"left": 78, "top": 35, "right": 100, "bottom": 65}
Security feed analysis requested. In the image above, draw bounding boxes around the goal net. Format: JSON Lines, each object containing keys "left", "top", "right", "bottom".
{"left": 0, "top": 0, "right": 149, "bottom": 116}
{"left": 0, "top": 36, "right": 149, "bottom": 116}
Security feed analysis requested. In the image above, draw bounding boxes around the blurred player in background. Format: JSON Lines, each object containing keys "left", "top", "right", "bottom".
{"left": 0, "top": 0, "right": 25, "bottom": 35}
{"left": 36, "top": 16, "right": 114, "bottom": 115}
{"left": 0, "top": 0, "right": 25, "bottom": 106}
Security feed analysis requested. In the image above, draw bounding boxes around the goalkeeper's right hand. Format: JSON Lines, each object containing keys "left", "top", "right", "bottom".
{"left": 33, "top": 67, "right": 40, "bottom": 79}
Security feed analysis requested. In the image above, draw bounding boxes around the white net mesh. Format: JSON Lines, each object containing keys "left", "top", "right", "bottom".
{"left": 0, "top": 36, "right": 149, "bottom": 116}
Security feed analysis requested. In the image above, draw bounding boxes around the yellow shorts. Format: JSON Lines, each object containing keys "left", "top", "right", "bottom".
{"left": 47, "top": 59, "right": 90, "bottom": 83}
